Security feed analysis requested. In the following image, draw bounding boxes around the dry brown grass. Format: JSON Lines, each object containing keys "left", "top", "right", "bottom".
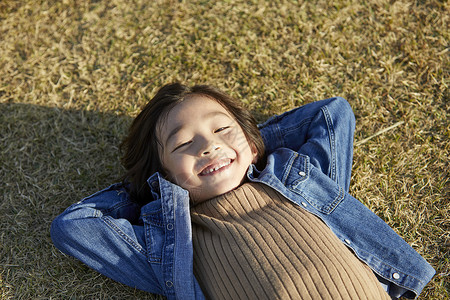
{"left": 0, "top": 0, "right": 448, "bottom": 298}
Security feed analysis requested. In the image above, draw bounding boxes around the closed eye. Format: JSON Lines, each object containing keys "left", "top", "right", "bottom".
{"left": 172, "top": 141, "right": 191, "bottom": 152}
{"left": 214, "top": 126, "right": 230, "bottom": 133}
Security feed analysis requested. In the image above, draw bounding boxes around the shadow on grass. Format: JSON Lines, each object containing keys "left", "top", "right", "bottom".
{"left": 0, "top": 103, "right": 162, "bottom": 299}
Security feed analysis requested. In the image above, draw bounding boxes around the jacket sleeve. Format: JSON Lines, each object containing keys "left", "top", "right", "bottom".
{"left": 258, "top": 98, "right": 436, "bottom": 298}
{"left": 259, "top": 97, "right": 355, "bottom": 192}
{"left": 50, "top": 184, "right": 164, "bottom": 295}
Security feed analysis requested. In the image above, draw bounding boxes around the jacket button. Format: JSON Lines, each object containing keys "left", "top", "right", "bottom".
{"left": 167, "top": 223, "right": 174, "bottom": 231}
{"left": 392, "top": 273, "right": 400, "bottom": 280}
{"left": 344, "top": 239, "right": 351, "bottom": 245}
{"left": 166, "top": 280, "right": 173, "bottom": 287}
{"left": 299, "top": 171, "right": 306, "bottom": 176}
{"left": 301, "top": 202, "right": 307, "bottom": 207}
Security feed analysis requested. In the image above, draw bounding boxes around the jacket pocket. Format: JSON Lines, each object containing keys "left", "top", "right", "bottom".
{"left": 142, "top": 201, "right": 164, "bottom": 264}
{"left": 287, "top": 154, "right": 344, "bottom": 214}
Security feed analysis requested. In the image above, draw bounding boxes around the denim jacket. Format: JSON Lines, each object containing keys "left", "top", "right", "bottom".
{"left": 51, "top": 97, "right": 435, "bottom": 300}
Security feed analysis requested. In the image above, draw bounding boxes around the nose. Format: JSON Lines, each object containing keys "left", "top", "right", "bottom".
{"left": 200, "top": 142, "right": 220, "bottom": 156}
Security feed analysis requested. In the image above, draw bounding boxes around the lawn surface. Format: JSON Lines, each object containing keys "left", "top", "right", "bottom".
{"left": 0, "top": 0, "right": 448, "bottom": 298}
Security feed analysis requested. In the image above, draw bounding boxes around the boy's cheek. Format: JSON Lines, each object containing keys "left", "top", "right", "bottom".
{"left": 169, "top": 171, "right": 196, "bottom": 188}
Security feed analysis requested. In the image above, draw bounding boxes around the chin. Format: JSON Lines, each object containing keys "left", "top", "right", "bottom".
{"left": 214, "top": 181, "right": 242, "bottom": 197}
{"left": 191, "top": 176, "right": 246, "bottom": 203}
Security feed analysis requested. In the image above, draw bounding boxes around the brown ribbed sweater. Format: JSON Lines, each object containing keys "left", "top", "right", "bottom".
{"left": 190, "top": 183, "right": 390, "bottom": 300}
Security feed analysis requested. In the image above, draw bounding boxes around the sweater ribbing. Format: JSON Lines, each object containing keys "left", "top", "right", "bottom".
{"left": 190, "top": 182, "right": 390, "bottom": 300}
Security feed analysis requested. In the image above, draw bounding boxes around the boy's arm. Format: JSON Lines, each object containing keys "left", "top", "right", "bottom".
{"left": 258, "top": 97, "right": 355, "bottom": 192}
{"left": 50, "top": 184, "right": 163, "bottom": 295}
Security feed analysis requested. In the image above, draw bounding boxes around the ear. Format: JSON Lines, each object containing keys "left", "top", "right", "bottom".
{"left": 251, "top": 143, "right": 258, "bottom": 164}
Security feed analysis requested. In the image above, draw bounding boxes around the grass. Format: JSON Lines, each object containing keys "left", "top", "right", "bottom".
{"left": 0, "top": 0, "right": 448, "bottom": 298}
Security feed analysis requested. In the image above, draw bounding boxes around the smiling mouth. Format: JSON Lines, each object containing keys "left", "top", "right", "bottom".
{"left": 199, "top": 159, "right": 233, "bottom": 176}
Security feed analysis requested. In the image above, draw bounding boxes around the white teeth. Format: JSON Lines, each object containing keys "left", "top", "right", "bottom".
{"left": 201, "top": 160, "right": 231, "bottom": 175}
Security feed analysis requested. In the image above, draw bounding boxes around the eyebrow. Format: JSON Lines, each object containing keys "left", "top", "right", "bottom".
{"left": 164, "top": 111, "right": 231, "bottom": 148}
{"left": 164, "top": 125, "right": 183, "bottom": 148}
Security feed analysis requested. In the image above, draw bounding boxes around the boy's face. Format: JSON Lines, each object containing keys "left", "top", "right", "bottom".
{"left": 157, "top": 95, "right": 257, "bottom": 204}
